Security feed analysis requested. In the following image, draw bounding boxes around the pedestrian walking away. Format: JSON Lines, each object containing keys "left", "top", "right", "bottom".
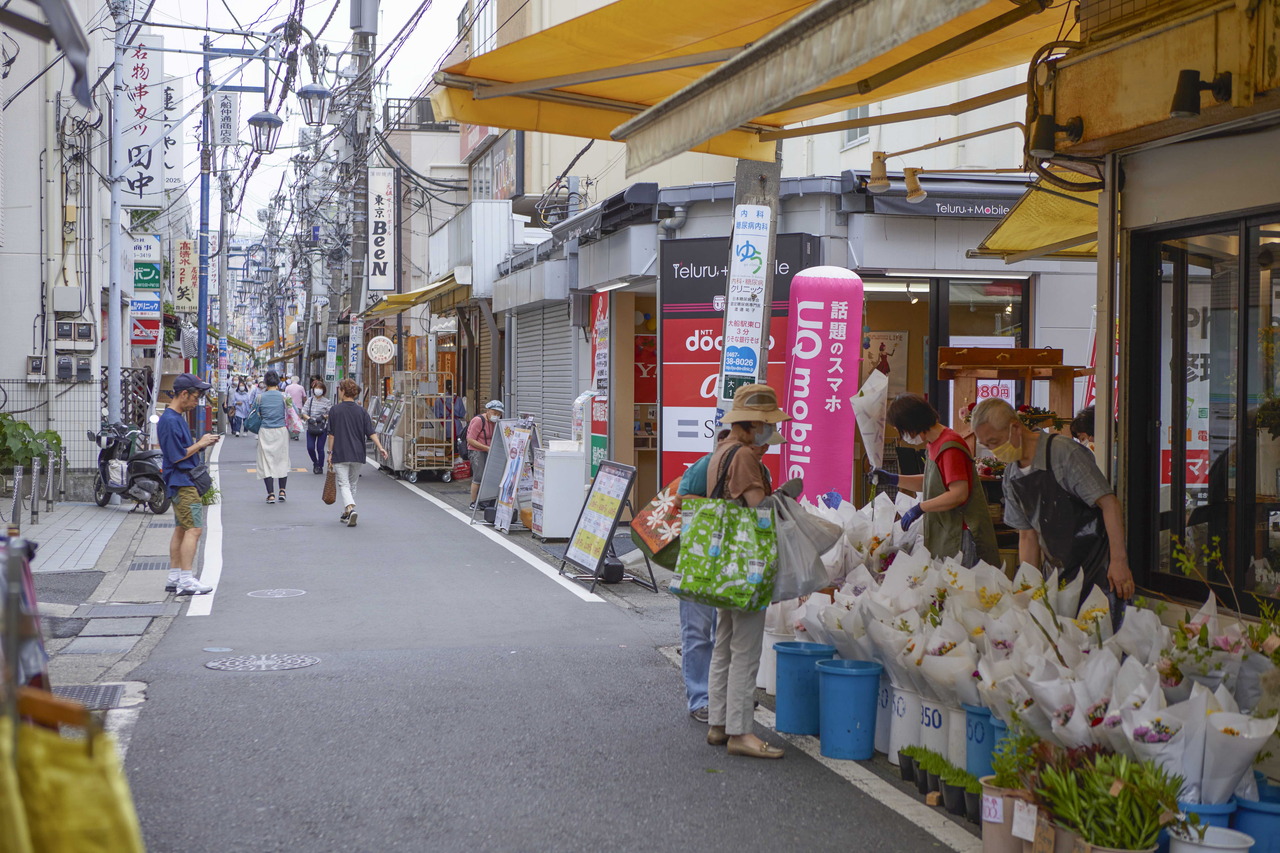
{"left": 253, "top": 370, "right": 296, "bottom": 504}
{"left": 705, "top": 383, "right": 789, "bottom": 760}
{"left": 971, "top": 397, "right": 1136, "bottom": 624}
{"left": 871, "top": 392, "right": 1000, "bottom": 568}
{"left": 303, "top": 375, "right": 333, "bottom": 474}
{"left": 283, "top": 375, "right": 306, "bottom": 440}
{"left": 466, "top": 400, "right": 503, "bottom": 508}
{"left": 326, "top": 378, "right": 388, "bottom": 527}
{"left": 156, "top": 373, "right": 218, "bottom": 596}
{"left": 230, "top": 379, "right": 252, "bottom": 437}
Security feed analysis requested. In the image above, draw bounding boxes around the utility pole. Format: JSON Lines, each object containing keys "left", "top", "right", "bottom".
{"left": 105, "top": 0, "right": 130, "bottom": 425}
{"left": 349, "top": 0, "right": 377, "bottom": 382}
{"left": 216, "top": 168, "right": 231, "bottom": 432}
{"left": 196, "top": 36, "right": 213, "bottom": 429}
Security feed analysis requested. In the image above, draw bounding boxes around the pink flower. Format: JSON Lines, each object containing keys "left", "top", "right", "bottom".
{"left": 1212, "top": 636, "right": 1242, "bottom": 653}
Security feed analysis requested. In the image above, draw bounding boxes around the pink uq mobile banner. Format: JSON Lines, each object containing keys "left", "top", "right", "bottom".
{"left": 781, "top": 267, "right": 864, "bottom": 504}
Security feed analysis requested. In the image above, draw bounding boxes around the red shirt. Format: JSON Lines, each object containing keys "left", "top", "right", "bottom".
{"left": 928, "top": 427, "right": 973, "bottom": 493}
{"left": 466, "top": 415, "right": 494, "bottom": 447}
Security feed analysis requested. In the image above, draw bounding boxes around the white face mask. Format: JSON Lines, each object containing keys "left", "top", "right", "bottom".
{"left": 901, "top": 433, "right": 925, "bottom": 446}
{"left": 313, "top": 388, "right": 324, "bottom": 397}
{"left": 488, "top": 414, "right": 500, "bottom": 423}
{"left": 753, "top": 423, "right": 776, "bottom": 446}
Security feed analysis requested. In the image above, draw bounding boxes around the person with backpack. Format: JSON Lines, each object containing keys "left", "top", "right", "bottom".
{"left": 466, "top": 400, "right": 503, "bottom": 509}
{"left": 303, "top": 376, "right": 334, "bottom": 474}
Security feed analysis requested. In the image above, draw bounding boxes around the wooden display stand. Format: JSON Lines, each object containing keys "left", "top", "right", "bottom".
{"left": 937, "top": 347, "right": 1090, "bottom": 431}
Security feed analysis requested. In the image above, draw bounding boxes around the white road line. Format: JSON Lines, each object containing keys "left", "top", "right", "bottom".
{"left": 185, "top": 440, "right": 223, "bottom": 616}
{"left": 655, "top": 645, "right": 980, "bottom": 853}
{"left": 386, "top": 464, "right": 603, "bottom": 603}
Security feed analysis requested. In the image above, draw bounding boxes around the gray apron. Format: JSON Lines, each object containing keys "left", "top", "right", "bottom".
{"left": 922, "top": 439, "right": 1001, "bottom": 568}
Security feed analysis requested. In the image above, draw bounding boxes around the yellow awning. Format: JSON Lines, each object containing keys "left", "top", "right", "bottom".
{"left": 432, "top": 0, "right": 1062, "bottom": 169}
{"left": 976, "top": 172, "right": 1101, "bottom": 264}
{"left": 267, "top": 343, "right": 302, "bottom": 364}
{"left": 359, "top": 276, "right": 465, "bottom": 320}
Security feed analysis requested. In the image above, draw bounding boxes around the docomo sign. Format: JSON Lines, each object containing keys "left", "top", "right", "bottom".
{"left": 684, "top": 329, "right": 776, "bottom": 353}
{"left": 366, "top": 335, "right": 396, "bottom": 365}
{"left": 781, "top": 267, "right": 864, "bottom": 503}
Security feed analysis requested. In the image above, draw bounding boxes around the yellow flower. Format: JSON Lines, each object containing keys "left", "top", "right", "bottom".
{"left": 1031, "top": 586, "right": 1046, "bottom": 600}
{"left": 972, "top": 626, "right": 986, "bottom": 636}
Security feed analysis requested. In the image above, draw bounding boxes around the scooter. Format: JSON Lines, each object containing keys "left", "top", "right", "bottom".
{"left": 88, "top": 423, "right": 170, "bottom": 514}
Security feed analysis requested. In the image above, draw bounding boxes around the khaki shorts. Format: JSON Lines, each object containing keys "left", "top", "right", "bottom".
{"left": 470, "top": 451, "right": 487, "bottom": 483}
{"left": 173, "top": 486, "right": 204, "bottom": 530}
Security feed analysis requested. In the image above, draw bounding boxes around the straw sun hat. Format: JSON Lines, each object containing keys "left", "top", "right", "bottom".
{"left": 720, "top": 383, "right": 791, "bottom": 424}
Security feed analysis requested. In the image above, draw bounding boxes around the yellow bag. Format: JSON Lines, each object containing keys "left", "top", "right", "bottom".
{"left": 15, "top": 718, "right": 145, "bottom": 853}
{"left": 0, "top": 719, "right": 35, "bottom": 853}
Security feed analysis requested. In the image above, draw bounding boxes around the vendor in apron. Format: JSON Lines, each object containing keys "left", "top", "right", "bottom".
{"left": 870, "top": 393, "right": 1000, "bottom": 567}
{"left": 970, "top": 398, "right": 1136, "bottom": 616}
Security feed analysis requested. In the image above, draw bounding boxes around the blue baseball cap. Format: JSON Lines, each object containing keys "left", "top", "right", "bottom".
{"left": 172, "top": 373, "right": 212, "bottom": 394}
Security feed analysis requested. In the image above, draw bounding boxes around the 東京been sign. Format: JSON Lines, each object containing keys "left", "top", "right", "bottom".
{"left": 367, "top": 168, "right": 396, "bottom": 292}
{"left": 718, "top": 203, "right": 773, "bottom": 401}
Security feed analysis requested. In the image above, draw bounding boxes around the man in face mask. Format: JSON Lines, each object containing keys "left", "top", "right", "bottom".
{"left": 971, "top": 398, "right": 1135, "bottom": 616}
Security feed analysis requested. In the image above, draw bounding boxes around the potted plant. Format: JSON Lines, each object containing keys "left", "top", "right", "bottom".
{"left": 980, "top": 725, "right": 1038, "bottom": 853}
{"left": 1037, "top": 753, "right": 1181, "bottom": 852}
{"left": 924, "top": 750, "right": 942, "bottom": 794}
{"left": 962, "top": 774, "right": 982, "bottom": 825}
{"left": 1166, "top": 815, "right": 1254, "bottom": 853}
{"left": 913, "top": 748, "right": 932, "bottom": 796}
{"left": 940, "top": 765, "right": 968, "bottom": 816}
{"left": 898, "top": 744, "right": 918, "bottom": 785}
{"left": 0, "top": 414, "right": 62, "bottom": 495}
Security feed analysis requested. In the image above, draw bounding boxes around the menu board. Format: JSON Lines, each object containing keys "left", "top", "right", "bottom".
{"left": 563, "top": 460, "right": 637, "bottom": 574}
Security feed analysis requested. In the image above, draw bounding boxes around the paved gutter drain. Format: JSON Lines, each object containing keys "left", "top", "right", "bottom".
{"left": 129, "top": 560, "right": 169, "bottom": 571}
{"left": 84, "top": 604, "right": 168, "bottom": 618}
{"left": 205, "top": 654, "right": 319, "bottom": 671}
{"left": 247, "top": 589, "right": 306, "bottom": 598}
{"left": 203, "top": 647, "right": 233, "bottom": 652}
{"left": 52, "top": 684, "right": 125, "bottom": 710}
{"left": 148, "top": 521, "right": 176, "bottom": 528}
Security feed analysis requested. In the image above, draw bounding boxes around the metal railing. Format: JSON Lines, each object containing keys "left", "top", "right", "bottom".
{"left": 0, "top": 379, "right": 102, "bottom": 470}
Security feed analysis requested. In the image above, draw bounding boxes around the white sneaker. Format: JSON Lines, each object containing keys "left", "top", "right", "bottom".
{"left": 346, "top": 511, "right": 358, "bottom": 528}
{"left": 174, "top": 576, "right": 213, "bottom": 595}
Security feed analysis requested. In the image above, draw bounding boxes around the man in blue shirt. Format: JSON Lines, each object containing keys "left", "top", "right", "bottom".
{"left": 157, "top": 374, "right": 219, "bottom": 595}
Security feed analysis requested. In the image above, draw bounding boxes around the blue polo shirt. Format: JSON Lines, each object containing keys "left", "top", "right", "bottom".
{"left": 157, "top": 408, "right": 197, "bottom": 496}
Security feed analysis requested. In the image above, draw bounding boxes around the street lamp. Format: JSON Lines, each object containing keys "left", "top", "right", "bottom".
{"left": 296, "top": 83, "right": 333, "bottom": 127}
{"left": 247, "top": 110, "right": 285, "bottom": 154}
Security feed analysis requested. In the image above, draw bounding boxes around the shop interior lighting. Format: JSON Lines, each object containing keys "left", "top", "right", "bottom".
{"left": 906, "top": 282, "right": 919, "bottom": 304}
{"left": 867, "top": 151, "right": 890, "bottom": 194}
{"left": 1170, "top": 70, "right": 1232, "bottom": 118}
{"left": 596, "top": 280, "right": 633, "bottom": 292}
{"left": 1027, "top": 114, "right": 1084, "bottom": 158}
{"left": 903, "top": 168, "right": 926, "bottom": 204}
{"left": 885, "top": 271, "right": 1033, "bottom": 279}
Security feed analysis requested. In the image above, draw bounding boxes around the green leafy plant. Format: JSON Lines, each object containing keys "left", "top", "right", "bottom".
{"left": 963, "top": 775, "right": 984, "bottom": 796}
{"left": 1037, "top": 752, "right": 1181, "bottom": 851}
{"left": 991, "top": 723, "right": 1039, "bottom": 788}
{"left": 1257, "top": 396, "right": 1280, "bottom": 440}
{"left": 200, "top": 485, "right": 219, "bottom": 506}
{"left": 0, "top": 414, "right": 63, "bottom": 473}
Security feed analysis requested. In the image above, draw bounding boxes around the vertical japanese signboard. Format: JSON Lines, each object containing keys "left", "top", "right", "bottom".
{"left": 130, "top": 234, "right": 162, "bottom": 345}
{"left": 162, "top": 77, "right": 184, "bottom": 190}
{"left": 114, "top": 36, "right": 165, "bottom": 208}
{"left": 589, "top": 293, "right": 609, "bottom": 476}
{"left": 325, "top": 336, "right": 338, "bottom": 382}
{"left": 212, "top": 92, "right": 239, "bottom": 146}
{"left": 367, "top": 168, "right": 396, "bottom": 292}
{"left": 349, "top": 318, "right": 364, "bottom": 381}
{"left": 173, "top": 238, "right": 199, "bottom": 313}
{"left": 718, "top": 204, "right": 773, "bottom": 404}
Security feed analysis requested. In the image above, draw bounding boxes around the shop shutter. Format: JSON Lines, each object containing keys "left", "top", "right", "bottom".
{"left": 514, "top": 302, "right": 575, "bottom": 440}
{"left": 478, "top": 315, "right": 492, "bottom": 403}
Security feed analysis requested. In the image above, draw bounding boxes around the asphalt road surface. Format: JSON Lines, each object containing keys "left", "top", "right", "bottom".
{"left": 124, "top": 434, "right": 952, "bottom": 852}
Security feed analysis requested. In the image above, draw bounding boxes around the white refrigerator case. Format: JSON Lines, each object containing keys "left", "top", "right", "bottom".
{"left": 532, "top": 446, "right": 585, "bottom": 539}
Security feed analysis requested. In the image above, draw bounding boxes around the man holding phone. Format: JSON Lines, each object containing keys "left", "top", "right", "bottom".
{"left": 157, "top": 374, "right": 219, "bottom": 595}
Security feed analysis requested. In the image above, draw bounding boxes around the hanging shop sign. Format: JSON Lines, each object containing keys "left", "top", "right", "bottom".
{"left": 349, "top": 319, "right": 364, "bottom": 380}
{"left": 162, "top": 76, "right": 184, "bottom": 188}
{"left": 173, "top": 238, "right": 199, "bottom": 313}
{"left": 658, "top": 233, "right": 819, "bottom": 484}
{"left": 114, "top": 35, "right": 165, "bottom": 209}
{"left": 590, "top": 292, "right": 610, "bottom": 477}
{"left": 131, "top": 318, "right": 160, "bottom": 346}
{"left": 780, "top": 267, "right": 864, "bottom": 504}
{"left": 717, "top": 204, "right": 773, "bottom": 403}
{"left": 366, "top": 335, "right": 395, "bottom": 365}
{"left": 367, "top": 168, "right": 397, "bottom": 292}
{"left": 470, "top": 130, "right": 524, "bottom": 200}
{"left": 871, "top": 196, "right": 1014, "bottom": 218}
{"left": 212, "top": 92, "right": 239, "bottom": 146}
{"left": 324, "top": 336, "right": 338, "bottom": 382}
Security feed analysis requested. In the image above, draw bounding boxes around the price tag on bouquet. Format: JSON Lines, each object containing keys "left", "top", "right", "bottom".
{"left": 1012, "top": 800, "right": 1038, "bottom": 841}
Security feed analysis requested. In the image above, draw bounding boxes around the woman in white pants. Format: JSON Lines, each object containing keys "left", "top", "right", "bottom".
{"left": 325, "top": 378, "right": 387, "bottom": 527}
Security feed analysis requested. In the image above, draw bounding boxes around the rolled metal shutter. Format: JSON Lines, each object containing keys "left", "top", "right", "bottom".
{"left": 515, "top": 308, "right": 543, "bottom": 424}
{"left": 539, "top": 302, "right": 574, "bottom": 440}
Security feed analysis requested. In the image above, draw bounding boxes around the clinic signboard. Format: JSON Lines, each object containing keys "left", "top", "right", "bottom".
{"left": 658, "top": 233, "right": 819, "bottom": 484}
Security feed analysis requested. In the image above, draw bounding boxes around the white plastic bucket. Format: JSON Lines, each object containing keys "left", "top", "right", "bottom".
{"left": 1167, "top": 827, "right": 1255, "bottom": 853}
{"left": 945, "top": 704, "right": 967, "bottom": 768}
{"left": 888, "top": 685, "right": 922, "bottom": 765}
{"left": 759, "top": 630, "right": 792, "bottom": 695}
{"left": 874, "top": 675, "right": 892, "bottom": 754}
{"left": 920, "top": 698, "right": 948, "bottom": 757}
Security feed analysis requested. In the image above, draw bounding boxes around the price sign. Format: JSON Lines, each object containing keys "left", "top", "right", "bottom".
{"left": 1012, "top": 799, "right": 1038, "bottom": 841}
{"left": 981, "top": 793, "right": 1004, "bottom": 824}
{"left": 366, "top": 335, "right": 395, "bottom": 365}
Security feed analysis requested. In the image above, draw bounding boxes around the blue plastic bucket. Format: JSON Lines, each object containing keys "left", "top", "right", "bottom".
{"left": 962, "top": 703, "right": 996, "bottom": 780}
{"left": 817, "top": 659, "right": 883, "bottom": 760}
{"left": 774, "top": 641, "right": 836, "bottom": 735}
{"left": 1234, "top": 789, "right": 1280, "bottom": 853}
{"left": 992, "top": 716, "right": 1008, "bottom": 750}
{"left": 1158, "top": 801, "right": 1237, "bottom": 853}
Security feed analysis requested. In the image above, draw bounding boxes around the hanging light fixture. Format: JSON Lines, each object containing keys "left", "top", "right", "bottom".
{"left": 247, "top": 110, "right": 285, "bottom": 154}
{"left": 295, "top": 83, "right": 332, "bottom": 127}
{"left": 906, "top": 282, "right": 919, "bottom": 304}
{"left": 867, "top": 151, "right": 890, "bottom": 194}
{"left": 903, "top": 168, "right": 927, "bottom": 204}
{"left": 1169, "top": 69, "right": 1232, "bottom": 118}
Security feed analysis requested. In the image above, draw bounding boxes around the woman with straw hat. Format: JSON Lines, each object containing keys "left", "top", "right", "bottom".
{"left": 704, "top": 383, "right": 790, "bottom": 760}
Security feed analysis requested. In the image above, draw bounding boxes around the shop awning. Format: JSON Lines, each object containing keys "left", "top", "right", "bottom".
{"left": 974, "top": 172, "right": 1101, "bottom": 264}
{"left": 432, "top": 0, "right": 1059, "bottom": 170}
{"left": 266, "top": 343, "right": 302, "bottom": 363}
{"left": 359, "top": 275, "right": 470, "bottom": 320}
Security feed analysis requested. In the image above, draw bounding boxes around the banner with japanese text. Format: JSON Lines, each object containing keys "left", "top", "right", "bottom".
{"left": 717, "top": 204, "right": 772, "bottom": 404}
{"left": 367, "top": 168, "right": 396, "bottom": 292}
{"left": 780, "top": 267, "right": 864, "bottom": 504}
{"left": 113, "top": 35, "right": 165, "bottom": 208}
{"left": 173, "top": 239, "right": 198, "bottom": 313}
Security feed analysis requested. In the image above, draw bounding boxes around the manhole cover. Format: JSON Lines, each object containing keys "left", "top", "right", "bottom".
{"left": 247, "top": 589, "right": 306, "bottom": 598}
{"left": 205, "top": 654, "right": 319, "bottom": 672}
{"left": 203, "top": 647, "right": 233, "bottom": 652}
{"left": 52, "top": 683, "right": 125, "bottom": 710}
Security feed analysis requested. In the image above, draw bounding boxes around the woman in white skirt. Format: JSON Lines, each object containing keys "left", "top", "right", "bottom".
{"left": 253, "top": 370, "right": 296, "bottom": 504}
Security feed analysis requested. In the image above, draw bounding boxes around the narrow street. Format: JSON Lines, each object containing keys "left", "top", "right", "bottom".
{"left": 123, "top": 434, "right": 955, "bottom": 853}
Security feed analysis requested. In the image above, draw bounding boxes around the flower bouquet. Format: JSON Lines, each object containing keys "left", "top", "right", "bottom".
{"left": 1198, "top": 712, "right": 1277, "bottom": 804}
{"left": 1120, "top": 686, "right": 1208, "bottom": 803}
{"left": 1016, "top": 403, "right": 1058, "bottom": 429}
